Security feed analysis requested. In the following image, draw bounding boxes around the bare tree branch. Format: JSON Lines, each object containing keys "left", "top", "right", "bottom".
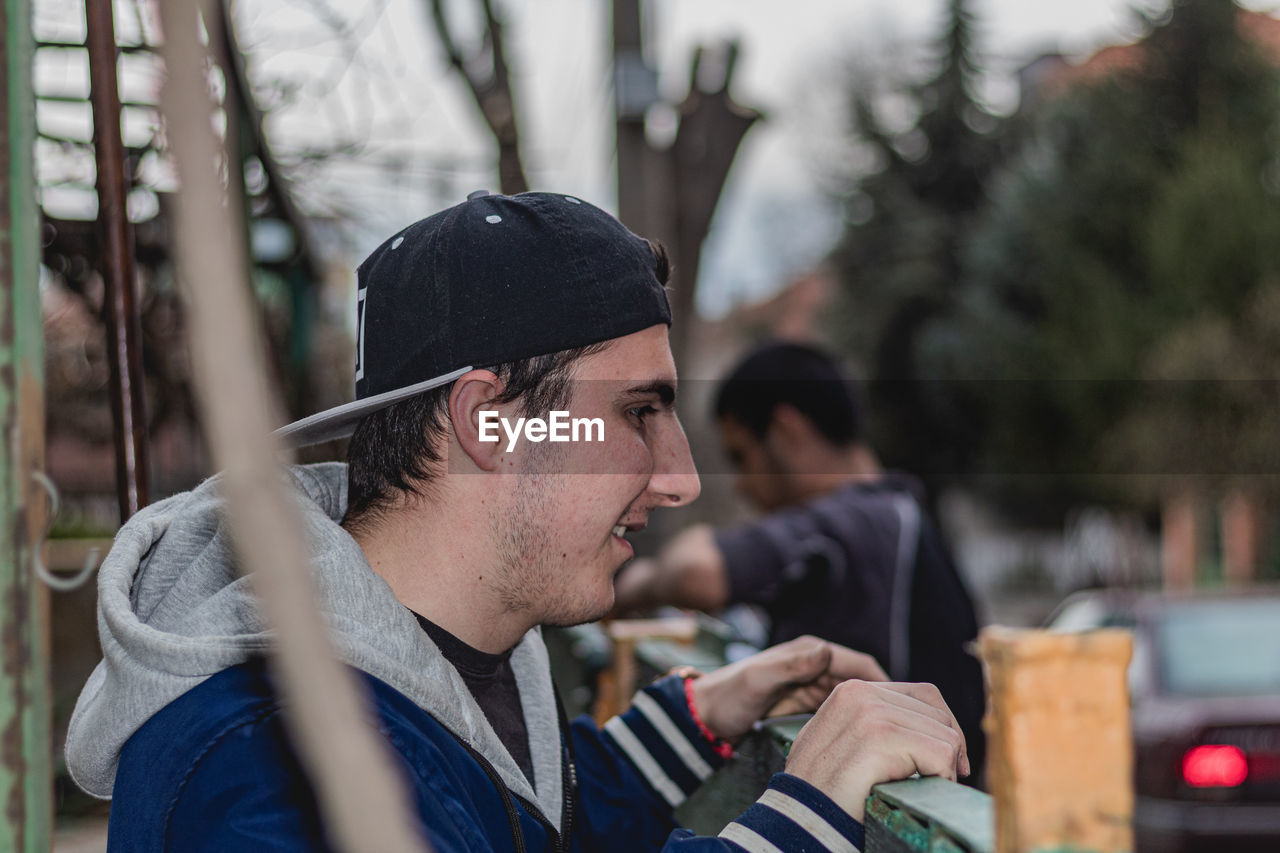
{"left": 427, "top": 0, "right": 528, "bottom": 194}
{"left": 666, "top": 39, "right": 761, "bottom": 365}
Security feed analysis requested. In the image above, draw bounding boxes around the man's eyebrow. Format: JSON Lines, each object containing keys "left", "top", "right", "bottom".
{"left": 620, "top": 381, "right": 677, "bottom": 406}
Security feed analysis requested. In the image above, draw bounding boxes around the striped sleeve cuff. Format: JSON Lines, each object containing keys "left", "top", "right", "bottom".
{"left": 718, "top": 773, "right": 864, "bottom": 853}
{"left": 601, "top": 674, "right": 726, "bottom": 808}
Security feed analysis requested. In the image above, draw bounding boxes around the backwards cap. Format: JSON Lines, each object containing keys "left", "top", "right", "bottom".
{"left": 278, "top": 191, "right": 671, "bottom": 447}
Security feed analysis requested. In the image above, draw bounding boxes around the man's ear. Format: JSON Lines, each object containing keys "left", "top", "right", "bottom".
{"left": 767, "top": 403, "right": 818, "bottom": 447}
{"left": 450, "top": 370, "right": 509, "bottom": 471}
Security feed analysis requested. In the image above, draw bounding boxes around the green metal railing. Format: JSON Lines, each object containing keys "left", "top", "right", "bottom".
{"left": 676, "top": 715, "right": 998, "bottom": 852}
{"left": 1, "top": 0, "right": 50, "bottom": 847}
{"left": 628, "top": 628, "right": 1002, "bottom": 852}
{"left": 864, "top": 778, "right": 993, "bottom": 853}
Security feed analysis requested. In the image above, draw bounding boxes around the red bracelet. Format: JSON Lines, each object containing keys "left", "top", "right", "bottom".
{"left": 681, "top": 674, "right": 735, "bottom": 760}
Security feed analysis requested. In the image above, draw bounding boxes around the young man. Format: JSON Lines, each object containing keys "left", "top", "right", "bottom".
{"left": 66, "top": 193, "right": 968, "bottom": 851}
{"left": 613, "top": 342, "right": 986, "bottom": 778}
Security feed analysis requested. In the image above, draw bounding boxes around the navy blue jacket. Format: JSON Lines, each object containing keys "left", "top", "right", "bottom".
{"left": 107, "top": 660, "right": 866, "bottom": 852}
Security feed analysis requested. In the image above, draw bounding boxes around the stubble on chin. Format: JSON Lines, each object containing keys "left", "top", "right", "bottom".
{"left": 491, "top": 470, "right": 611, "bottom": 626}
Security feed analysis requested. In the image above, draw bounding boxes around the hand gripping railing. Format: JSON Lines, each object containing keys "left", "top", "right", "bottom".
{"left": 623, "top": 620, "right": 1135, "bottom": 853}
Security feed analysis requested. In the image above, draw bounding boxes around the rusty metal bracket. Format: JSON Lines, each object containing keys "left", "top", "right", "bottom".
{"left": 30, "top": 471, "right": 101, "bottom": 592}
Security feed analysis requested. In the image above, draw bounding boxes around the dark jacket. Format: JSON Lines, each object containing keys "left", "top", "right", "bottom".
{"left": 716, "top": 475, "right": 985, "bottom": 776}
{"left": 70, "top": 465, "right": 865, "bottom": 852}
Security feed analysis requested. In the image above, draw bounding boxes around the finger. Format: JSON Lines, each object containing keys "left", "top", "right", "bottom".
{"left": 816, "top": 680, "right": 956, "bottom": 740}
{"left": 764, "top": 684, "right": 835, "bottom": 718}
{"left": 822, "top": 645, "right": 889, "bottom": 682}
{"left": 746, "top": 636, "right": 833, "bottom": 697}
{"left": 762, "top": 665, "right": 866, "bottom": 716}
{"left": 886, "top": 721, "right": 964, "bottom": 782}
{"left": 788, "top": 636, "right": 888, "bottom": 683}
{"left": 834, "top": 681, "right": 962, "bottom": 773}
{"left": 872, "top": 684, "right": 970, "bottom": 776}
{"left": 885, "top": 707, "right": 964, "bottom": 761}
{"left": 774, "top": 636, "right": 834, "bottom": 684}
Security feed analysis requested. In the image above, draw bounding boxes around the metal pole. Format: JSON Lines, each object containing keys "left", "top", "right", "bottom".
{"left": 612, "top": 0, "right": 654, "bottom": 235}
{"left": 85, "top": 0, "right": 150, "bottom": 521}
{"left": 0, "top": 0, "right": 52, "bottom": 844}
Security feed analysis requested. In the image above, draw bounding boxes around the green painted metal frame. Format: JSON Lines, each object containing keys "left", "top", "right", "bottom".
{"left": 1, "top": 0, "right": 50, "bottom": 845}
{"left": 865, "top": 778, "right": 994, "bottom": 852}
{"left": 682, "top": 712, "right": 1008, "bottom": 853}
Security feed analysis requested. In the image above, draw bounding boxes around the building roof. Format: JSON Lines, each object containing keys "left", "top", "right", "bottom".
{"left": 1021, "top": 9, "right": 1280, "bottom": 107}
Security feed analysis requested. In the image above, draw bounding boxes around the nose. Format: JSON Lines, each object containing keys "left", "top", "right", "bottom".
{"left": 648, "top": 414, "right": 701, "bottom": 507}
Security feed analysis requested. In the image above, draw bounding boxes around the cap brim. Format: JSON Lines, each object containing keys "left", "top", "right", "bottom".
{"left": 275, "top": 366, "right": 473, "bottom": 448}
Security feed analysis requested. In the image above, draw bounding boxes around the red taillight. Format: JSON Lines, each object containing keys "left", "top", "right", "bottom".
{"left": 1183, "top": 745, "right": 1249, "bottom": 787}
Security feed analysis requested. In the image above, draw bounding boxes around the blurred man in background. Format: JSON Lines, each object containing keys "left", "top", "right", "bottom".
{"left": 614, "top": 341, "right": 986, "bottom": 777}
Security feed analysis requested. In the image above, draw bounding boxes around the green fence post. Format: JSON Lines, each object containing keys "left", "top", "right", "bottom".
{"left": 0, "top": 0, "right": 50, "bottom": 845}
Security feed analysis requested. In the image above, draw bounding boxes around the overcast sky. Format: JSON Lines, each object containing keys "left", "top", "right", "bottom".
{"left": 232, "top": 0, "right": 1278, "bottom": 313}
{"left": 238, "top": 0, "right": 1174, "bottom": 203}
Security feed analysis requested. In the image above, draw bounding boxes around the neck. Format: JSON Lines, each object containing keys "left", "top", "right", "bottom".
{"left": 349, "top": 487, "right": 532, "bottom": 655}
{"left": 843, "top": 443, "right": 882, "bottom": 483}
{"left": 787, "top": 443, "right": 882, "bottom": 505}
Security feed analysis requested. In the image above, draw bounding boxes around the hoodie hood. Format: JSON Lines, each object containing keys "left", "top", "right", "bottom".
{"left": 65, "top": 463, "right": 565, "bottom": 827}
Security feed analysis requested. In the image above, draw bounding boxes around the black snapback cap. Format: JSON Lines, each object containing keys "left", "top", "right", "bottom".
{"left": 277, "top": 191, "right": 672, "bottom": 447}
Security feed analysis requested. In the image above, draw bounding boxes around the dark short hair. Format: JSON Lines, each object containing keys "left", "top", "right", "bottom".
{"left": 344, "top": 239, "right": 670, "bottom": 535}
{"left": 713, "top": 341, "right": 862, "bottom": 447}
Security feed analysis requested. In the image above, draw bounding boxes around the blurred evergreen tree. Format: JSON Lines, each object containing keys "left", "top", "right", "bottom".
{"left": 944, "top": 0, "right": 1280, "bottom": 515}
{"left": 826, "top": 0, "right": 1004, "bottom": 500}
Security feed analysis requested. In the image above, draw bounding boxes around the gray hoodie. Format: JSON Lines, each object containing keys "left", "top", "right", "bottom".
{"left": 65, "top": 462, "right": 565, "bottom": 828}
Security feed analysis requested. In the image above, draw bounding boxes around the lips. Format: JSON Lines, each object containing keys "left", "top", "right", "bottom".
{"left": 610, "top": 519, "right": 646, "bottom": 559}
{"left": 610, "top": 526, "right": 635, "bottom": 560}
{"left": 612, "top": 518, "right": 648, "bottom": 538}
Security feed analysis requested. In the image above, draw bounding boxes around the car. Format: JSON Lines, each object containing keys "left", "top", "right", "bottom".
{"left": 1046, "top": 587, "right": 1280, "bottom": 853}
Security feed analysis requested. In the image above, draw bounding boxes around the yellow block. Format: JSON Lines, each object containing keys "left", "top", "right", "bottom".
{"left": 977, "top": 626, "right": 1133, "bottom": 853}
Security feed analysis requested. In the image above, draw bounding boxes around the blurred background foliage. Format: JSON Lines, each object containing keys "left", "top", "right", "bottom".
{"left": 826, "top": 0, "right": 1280, "bottom": 521}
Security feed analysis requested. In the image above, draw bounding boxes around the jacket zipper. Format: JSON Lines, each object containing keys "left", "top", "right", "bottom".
{"left": 556, "top": 689, "right": 578, "bottom": 853}
{"left": 438, "top": 689, "right": 580, "bottom": 853}
{"left": 512, "top": 694, "right": 578, "bottom": 853}
{"left": 444, "top": 723, "right": 578, "bottom": 853}
{"left": 448, "top": 734, "right": 528, "bottom": 853}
